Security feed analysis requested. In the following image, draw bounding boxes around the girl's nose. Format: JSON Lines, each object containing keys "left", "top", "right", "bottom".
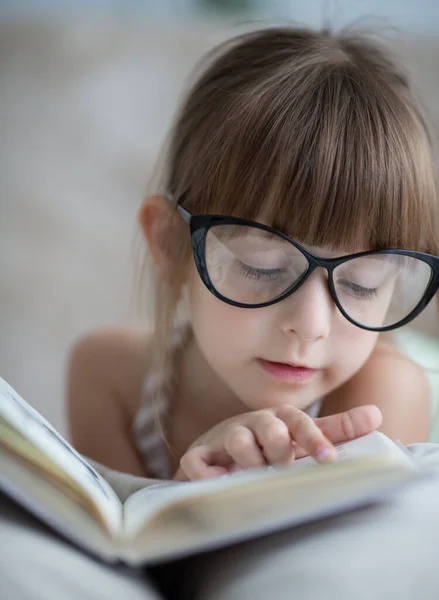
{"left": 279, "top": 269, "right": 334, "bottom": 341}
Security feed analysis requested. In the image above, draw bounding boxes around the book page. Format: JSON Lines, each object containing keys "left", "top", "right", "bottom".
{"left": 122, "top": 431, "right": 412, "bottom": 537}
{"left": 0, "top": 417, "right": 119, "bottom": 531}
{"left": 0, "top": 448, "right": 119, "bottom": 562}
{"left": 123, "top": 479, "right": 220, "bottom": 536}
{"left": 0, "top": 377, "right": 122, "bottom": 534}
{"left": 293, "top": 431, "right": 412, "bottom": 469}
{"left": 124, "top": 453, "right": 420, "bottom": 565}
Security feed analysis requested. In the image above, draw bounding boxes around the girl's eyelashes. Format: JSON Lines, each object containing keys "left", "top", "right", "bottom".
{"left": 237, "top": 261, "right": 286, "bottom": 281}
{"left": 236, "top": 260, "right": 380, "bottom": 299}
{"left": 237, "top": 263, "right": 379, "bottom": 301}
{"left": 337, "top": 279, "right": 378, "bottom": 300}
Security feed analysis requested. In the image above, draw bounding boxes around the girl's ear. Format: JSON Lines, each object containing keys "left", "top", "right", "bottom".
{"left": 138, "top": 195, "right": 181, "bottom": 269}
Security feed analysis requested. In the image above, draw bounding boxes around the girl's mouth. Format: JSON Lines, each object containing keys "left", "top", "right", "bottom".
{"left": 258, "top": 359, "right": 319, "bottom": 383}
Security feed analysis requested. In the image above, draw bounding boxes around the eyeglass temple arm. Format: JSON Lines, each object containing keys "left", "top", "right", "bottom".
{"left": 176, "top": 203, "right": 192, "bottom": 223}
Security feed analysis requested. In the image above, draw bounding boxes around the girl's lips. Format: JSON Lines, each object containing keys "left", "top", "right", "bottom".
{"left": 258, "top": 359, "right": 319, "bottom": 383}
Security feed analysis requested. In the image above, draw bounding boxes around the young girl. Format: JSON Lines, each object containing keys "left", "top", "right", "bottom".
{"left": 67, "top": 25, "right": 439, "bottom": 482}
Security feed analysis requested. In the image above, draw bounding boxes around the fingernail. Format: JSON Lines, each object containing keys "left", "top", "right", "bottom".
{"left": 316, "top": 445, "right": 335, "bottom": 463}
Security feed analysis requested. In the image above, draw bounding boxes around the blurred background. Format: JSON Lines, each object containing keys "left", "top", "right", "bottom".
{"left": 1, "top": 0, "right": 439, "bottom": 435}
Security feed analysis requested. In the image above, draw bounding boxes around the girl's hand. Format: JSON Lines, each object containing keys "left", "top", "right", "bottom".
{"left": 174, "top": 404, "right": 382, "bottom": 481}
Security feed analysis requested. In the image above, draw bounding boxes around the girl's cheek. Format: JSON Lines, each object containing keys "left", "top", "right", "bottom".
{"left": 334, "top": 329, "right": 379, "bottom": 377}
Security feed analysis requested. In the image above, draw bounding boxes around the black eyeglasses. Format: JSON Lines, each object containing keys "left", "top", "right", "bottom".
{"left": 177, "top": 204, "right": 439, "bottom": 332}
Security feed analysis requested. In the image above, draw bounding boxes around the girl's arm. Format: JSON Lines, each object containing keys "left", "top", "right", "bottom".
{"left": 67, "top": 328, "right": 152, "bottom": 476}
{"left": 319, "top": 343, "right": 430, "bottom": 444}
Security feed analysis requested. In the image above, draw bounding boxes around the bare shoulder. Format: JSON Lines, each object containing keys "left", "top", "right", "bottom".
{"left": 68, "top": 326, "right": 154, "bottom": 419}
{"left": 365, "top": 339, "right": 428, "bottom": 382}
{"left": 321, "top": 340, "right": 430, "bottom": 444}
{"left": 67, "top": 326, "right": 156, "bottom": 475}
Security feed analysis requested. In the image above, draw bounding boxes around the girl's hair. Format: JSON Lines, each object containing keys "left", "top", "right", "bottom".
{"left": 144, "top": 25, "right": 439, "bottom": 376}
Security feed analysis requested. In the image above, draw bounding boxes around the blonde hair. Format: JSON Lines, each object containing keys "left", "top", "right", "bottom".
{"left": 144, "top": 25, "right": 439, "bottom": 378}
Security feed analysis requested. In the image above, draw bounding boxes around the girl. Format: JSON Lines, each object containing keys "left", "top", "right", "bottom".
{"left": 68, "top": 25, "right": 439, "bottom": 481}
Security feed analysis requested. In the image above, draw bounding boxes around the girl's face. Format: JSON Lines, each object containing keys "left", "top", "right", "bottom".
{"left": 187, "top": 243, "right": 380, "bottom": 411}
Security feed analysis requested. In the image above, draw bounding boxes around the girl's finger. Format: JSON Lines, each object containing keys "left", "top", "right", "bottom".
{"left": 252, "top": 414, "right": 295, "bottom": 464}
{"left": 313, "top": 405, "right": 383, "bottom": 446}
{"left": 294, "top": 405, "right": 383, "bottom": 459}
{"left": 180, "top": 445, "right": 230, "bottom": 480}
{"left": 276, "top": 405, "right": 336, "bottom": 463}
{"left": 223, "top": 425, "right": 267, "bottom": 469}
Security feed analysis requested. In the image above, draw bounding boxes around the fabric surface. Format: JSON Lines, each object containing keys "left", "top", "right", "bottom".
{"left": 0, "top": 493, "right": 162, "bottom": 600}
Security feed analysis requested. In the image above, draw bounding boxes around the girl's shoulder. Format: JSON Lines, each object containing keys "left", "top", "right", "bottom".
{"left": 358, "top": 335, "right": 428, "bottom": 371}
{"left": 67, "top": 325, "right": 156, "bottom": 422}
{"left": 346, "top": 337, "right": 429, "bottom": 404}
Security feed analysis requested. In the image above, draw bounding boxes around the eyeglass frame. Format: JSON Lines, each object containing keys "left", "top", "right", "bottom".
{"left": 176, "top": 203, "right": 439, "bottom": 332}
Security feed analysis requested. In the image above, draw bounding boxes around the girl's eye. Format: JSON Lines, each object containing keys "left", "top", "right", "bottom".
{"left": 237, "top": 261, "right": 286, "bottom": 281}
{"left": 338, "top": 279, "right": 378, "bottom": 299}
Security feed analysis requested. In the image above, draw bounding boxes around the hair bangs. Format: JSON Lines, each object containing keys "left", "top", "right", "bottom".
{"left": 176, "top": 32, "right": 438, "bottom": 255}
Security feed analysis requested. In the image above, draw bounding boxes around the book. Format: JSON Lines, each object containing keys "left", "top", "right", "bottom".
{"left": 0, "top": 377, "right": 422, "bottom": 566}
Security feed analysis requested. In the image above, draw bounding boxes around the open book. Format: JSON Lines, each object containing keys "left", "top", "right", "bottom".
{"left": 0, "top": 377, "right": 422, "bottom": 565}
